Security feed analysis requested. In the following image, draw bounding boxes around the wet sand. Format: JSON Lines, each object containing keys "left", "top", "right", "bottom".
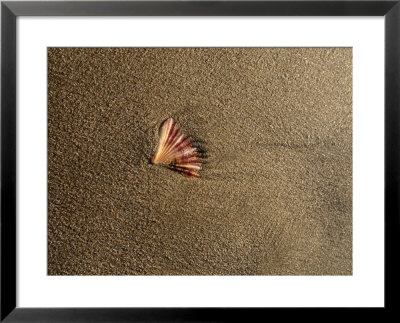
{"left": 48, "top": 48, "right": 352, "bottom": 275}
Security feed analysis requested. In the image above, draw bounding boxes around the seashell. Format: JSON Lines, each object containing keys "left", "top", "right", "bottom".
{"left": 152, "top": 118, "right": 201, "bottom": 177}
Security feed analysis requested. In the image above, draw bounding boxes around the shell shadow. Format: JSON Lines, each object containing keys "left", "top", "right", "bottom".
{"left": 189, "top": 137, "right": 209, "bottom": 163}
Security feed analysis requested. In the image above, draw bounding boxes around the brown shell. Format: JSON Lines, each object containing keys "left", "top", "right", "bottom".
{"left": 152, "top": 118, "right": 201, "bottom": 177}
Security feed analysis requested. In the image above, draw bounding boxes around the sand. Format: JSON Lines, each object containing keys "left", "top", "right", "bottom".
{"left": 48, "top": 48, "right": 352, "bottom": 275}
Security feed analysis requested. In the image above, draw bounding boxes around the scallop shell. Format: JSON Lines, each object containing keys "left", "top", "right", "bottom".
{"left": 152, "top": 118, "right": 201, "bottom": 177}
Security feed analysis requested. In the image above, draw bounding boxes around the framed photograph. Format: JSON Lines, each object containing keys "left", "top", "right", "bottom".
{"left": 1, "top": 0, "right": 398, "bottom": 321}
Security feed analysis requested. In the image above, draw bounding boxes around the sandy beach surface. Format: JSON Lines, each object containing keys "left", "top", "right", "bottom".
{"left": 48, "top": 48, "right": 352, "bottom": 275}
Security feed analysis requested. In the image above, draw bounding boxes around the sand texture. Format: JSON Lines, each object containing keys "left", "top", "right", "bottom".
{"left": 48, "top": 48, "right": 352, "bottom": 275}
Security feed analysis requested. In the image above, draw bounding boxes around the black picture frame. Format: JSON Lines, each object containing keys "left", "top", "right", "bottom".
{"left": 1, "top": 0, "right": 399, "bottom": 321}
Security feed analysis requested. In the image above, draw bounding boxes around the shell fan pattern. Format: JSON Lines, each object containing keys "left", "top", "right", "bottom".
{"left": 152, "top": 118, "right": 202, "bottom": 178}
